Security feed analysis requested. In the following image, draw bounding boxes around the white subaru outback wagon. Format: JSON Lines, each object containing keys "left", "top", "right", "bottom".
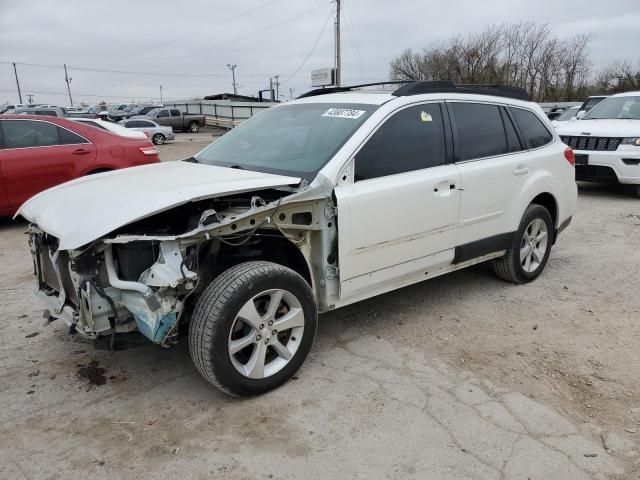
{"left": 18, "top": 81, "right": 577, "bottom": 396}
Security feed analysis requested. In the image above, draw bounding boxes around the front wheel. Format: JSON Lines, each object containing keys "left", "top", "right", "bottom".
{"left": 493, "top": 204, "right": 553, "bottom": 284}
{"left": 152, "top": 133, "right": 165, "bottom": 145}
{"left": 188, "top": 122, "right": 200, "bottom": 133}
{"left": 189, "top": 261, "right": 317, "bottom": 396}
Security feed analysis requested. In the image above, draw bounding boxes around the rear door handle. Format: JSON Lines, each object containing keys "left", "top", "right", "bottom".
{"left": 72, "top": 148, "right": 91, "bottom": 155}
{"left": 513, "top": 167, "right": 529, "bottom": 176}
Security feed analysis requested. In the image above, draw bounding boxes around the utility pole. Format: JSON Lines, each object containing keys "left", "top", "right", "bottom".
{"left": 227, "top": 64, "right": 238, "bottom": 95}
{"left": 26, "top": 94, "right": 34, "bottom": 104}
{"left": 334, "top": 0, "right": 341, "bottom": 87}
{"left": 12, "top": 62, "right": 23, "bottom": 104}
{"left": 269, "top": 77, "right": 274, "bottom": 101}
{"left": 273, "top": 75, "right": 280, "bottom": 100}
{"left": 64, "top": 64, "right": 73, "bottom": 107}
{"left": 289, "top": 88, "right": 295, "bottom": 101}
{"left": 160, "top": 85, "right": 163, "bottom": 103}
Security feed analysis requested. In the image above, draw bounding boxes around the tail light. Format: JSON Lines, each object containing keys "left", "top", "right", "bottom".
{"left": 564, "top": 147, "right": 575, "bottom": 166}
{"left": 139, "top": 146, "right": 158, "bottom": 156}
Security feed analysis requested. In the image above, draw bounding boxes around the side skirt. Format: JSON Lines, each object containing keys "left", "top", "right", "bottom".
{"left": 453, "top": 232, "right": 515, "bottom": 265}
{"left": 326, "top": 250, "right": 506, "bottom": 312}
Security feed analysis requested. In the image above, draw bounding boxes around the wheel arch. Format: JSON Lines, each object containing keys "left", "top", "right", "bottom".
{"left": 199, "top": 230, "right": 313, "bottom": 289}
{"left": 528, "top": 192, "right": 558, "bottom": 230}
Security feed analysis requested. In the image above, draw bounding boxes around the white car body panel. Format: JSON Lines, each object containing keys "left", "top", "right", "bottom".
{"left": 335, "top": 164, "right": 460, "bottom": 299}
{"left": 18, "top": 162, "right": 300, "bottom": 250}
{"left": 72, "top": 118, "right": 147, "bottom": 139}
{"left": 557, "top": 116, "right": 640, "bottom": 184}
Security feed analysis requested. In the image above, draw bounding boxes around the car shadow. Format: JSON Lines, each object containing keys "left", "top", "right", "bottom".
{"left": 577, "top": 181, "right": 637, "bottom": 199}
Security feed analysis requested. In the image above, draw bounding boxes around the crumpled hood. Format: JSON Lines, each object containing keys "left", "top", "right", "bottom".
{"left": 17, "top": 161, "right": 300, "bottom": 250}
{"left": 556, "top": 119, "right": 640, "bottom": 137}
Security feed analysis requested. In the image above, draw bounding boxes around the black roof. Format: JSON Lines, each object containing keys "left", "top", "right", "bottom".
{"left": 299, "top": 80, "right": 530, "bottom": 102}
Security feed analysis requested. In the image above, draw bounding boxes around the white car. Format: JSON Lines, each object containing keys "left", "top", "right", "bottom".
{"left": 18, "top": 81, "right": 577, "bottom": 396}
{"left": 556, "top": 91, "right": 640, "bottom": 196}
{"left": 72, "top": 118, "right": 147, "bottom": 140}
{"left": 122, "top": 118, "right": 175, "bottom": 145}
{"left": 551, "top": 106, "right": 580, "bottom": 128}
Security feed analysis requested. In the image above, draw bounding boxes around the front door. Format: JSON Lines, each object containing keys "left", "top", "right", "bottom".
{"left": 334, "top": 103, "right": 460, "bottom": 300}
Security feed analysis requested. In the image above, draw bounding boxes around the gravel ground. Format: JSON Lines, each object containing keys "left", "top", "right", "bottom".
{"left": 0, "top": 138, "right": 638, "bottom": 478}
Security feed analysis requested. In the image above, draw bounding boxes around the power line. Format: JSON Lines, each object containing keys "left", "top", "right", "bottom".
{"left": 282, "top": 7, "right": 334, "bottom": 85}
{"left": 0, "top": 61, "right": 268, "bottom": 78}
{"left": 343, "top": 0, "right": 366, "bottom": 79}
{"left": 128, "top": 0, "right": 282, "bottom": 57}
{"left": 146, "top": 2, "right": 332, "bottom": 67}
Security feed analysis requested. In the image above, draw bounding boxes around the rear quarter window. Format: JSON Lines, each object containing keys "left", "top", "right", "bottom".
{"left": 510, "top": 108, "right": 553, "bottom": 149}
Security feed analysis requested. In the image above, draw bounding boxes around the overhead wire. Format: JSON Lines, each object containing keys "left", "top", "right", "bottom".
{"left": 281, "top": 6, "right": 334, "bottom": 84}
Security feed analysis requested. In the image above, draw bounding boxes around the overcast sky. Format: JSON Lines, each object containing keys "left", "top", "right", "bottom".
{"left": 1, "top": 0, "right": 639, "bottom": 106}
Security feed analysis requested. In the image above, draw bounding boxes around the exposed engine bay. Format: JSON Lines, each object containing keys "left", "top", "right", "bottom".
{"left": 27, "top": 184, "right": 339, "bottom": 348}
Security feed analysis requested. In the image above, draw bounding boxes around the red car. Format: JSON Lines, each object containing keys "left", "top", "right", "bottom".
{"left": 0, "top": 115, "right": 160, "bottom": 216}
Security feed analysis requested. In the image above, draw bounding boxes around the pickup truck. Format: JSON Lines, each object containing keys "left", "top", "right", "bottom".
{"left": 132, "top": 107, "right": 206, "bottom": 133}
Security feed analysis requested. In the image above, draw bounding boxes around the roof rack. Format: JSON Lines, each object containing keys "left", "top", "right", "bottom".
{"left": 297, "top": 81, "right": 412, "bottom": 99}
{"left": 298, "top": 80, "right": 530, "bottom": 102}
{"left": 392, "top": 81, "right": 530, "bottom": 101}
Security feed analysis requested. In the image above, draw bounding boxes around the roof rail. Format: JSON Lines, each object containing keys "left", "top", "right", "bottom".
{"left": 392, "top": 81, "right": 530, "bottom": 101}
{"left": 297, "top": 81, "right": 412, "bottom": 99}
{"left": 298, "top": 80, "right": 530, "bottom": 101}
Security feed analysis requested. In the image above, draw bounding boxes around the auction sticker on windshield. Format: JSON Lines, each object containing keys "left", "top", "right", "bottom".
{"left": 322, "top": 108, "right": 366, "bottom": 119}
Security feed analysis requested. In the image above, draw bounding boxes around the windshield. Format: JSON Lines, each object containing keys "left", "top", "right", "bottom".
{"left": 556, "top": 107, "right": 579, "bottom": 121}
{"left": 584, "top": 96, "right": 640, "bottom": 120}
{"left": 194, "top": 103, "right": 378, "bottom": 180}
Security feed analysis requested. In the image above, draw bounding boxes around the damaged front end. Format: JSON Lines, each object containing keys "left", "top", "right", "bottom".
{"left": 27, "top": 178, "right": 338, "bottom": 348}
{"left": 29, "top": 227, "right": 197, "bottom": 347}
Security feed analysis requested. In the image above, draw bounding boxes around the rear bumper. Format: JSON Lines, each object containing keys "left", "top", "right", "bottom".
{"left": 573, "top": 148, "right": 640, "bottom": 184}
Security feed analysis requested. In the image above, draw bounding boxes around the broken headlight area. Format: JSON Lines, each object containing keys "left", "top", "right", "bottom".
{"left": 29, "top": 225, "right": 198, "bottom": 346}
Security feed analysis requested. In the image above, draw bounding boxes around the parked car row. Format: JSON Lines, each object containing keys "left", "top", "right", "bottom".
{"left": 0, "top": 115, "right": 159, "bottom": 216}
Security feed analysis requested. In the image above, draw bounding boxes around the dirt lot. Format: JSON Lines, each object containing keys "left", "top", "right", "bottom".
{"left": 0, "top": 137, "right": 638, "bottom": 479}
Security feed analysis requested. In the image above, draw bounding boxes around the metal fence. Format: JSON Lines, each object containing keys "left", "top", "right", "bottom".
{"left": 162, "top": 99, "right": 277, "bottom": 129}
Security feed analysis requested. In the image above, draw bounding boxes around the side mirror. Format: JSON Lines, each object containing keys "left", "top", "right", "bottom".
{"left": 576, "top": 110, "right": 586, "bottom": 119}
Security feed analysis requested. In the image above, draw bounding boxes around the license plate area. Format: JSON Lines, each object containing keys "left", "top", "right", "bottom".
{"left": 575, "top": 154, "right": 589, "bottom": 165}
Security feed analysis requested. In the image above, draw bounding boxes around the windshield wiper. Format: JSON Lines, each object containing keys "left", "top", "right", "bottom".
{"left": 182, "top": 156, "right": 199, "bottom": 163}
{"left": 229, "top": 165, "right": 245, "bottom": 170}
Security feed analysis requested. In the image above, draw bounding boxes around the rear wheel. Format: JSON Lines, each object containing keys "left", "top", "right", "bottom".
{"left": 152, "top": 133, "right": 165, "bottom": 145}
{"left": 188, "top": 122, "right": 200, "bottom": 133}
{"left": 189, "top": 261, "right": 317, "bottom": 396}
{"left": 493, "top": 204, "right": 553, "bottom": 284}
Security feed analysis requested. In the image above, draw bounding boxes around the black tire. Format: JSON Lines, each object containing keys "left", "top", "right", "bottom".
{"left": 493, "top": 204, "right": 554, "bottom": 284}
{"left": 189, "top": 261, "right": 317, "bottom": 396}
{"left": 634, "top": 185, "right": 640, "bottom": 198}
{"left": 152, "top": 133, "right": 165, "bottom": 145}
{"left": 188, "top": 122, "right": 200, "bottom": 133}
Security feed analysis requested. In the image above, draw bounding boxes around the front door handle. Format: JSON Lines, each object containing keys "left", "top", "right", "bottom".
{"left": 513, "top": 167, "right": 529, "bottom": 176}
{"left": 72, "top": 148, "right": 91, "bottom": 155}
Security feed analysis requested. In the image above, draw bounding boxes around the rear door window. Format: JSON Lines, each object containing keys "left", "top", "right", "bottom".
{"left": 510, "top": 108, "right": 553, "bottom": 149}
{"left": 1, "top": 120, "right": 59, "bottom": 148}
{"left": 450, "top": 102, "right": 508, "bottom": 161}
{"left": 170, "top": 109, "right": 181, "bottom": 117}
{"left": 58, "top": 127, "right": 88, "bottom": 145}
{"left": 355, "top": 103, "right": 447, "bottom": 181}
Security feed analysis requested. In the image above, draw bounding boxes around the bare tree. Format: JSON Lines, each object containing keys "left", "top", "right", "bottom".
{"left": 389, "top": 22, "right": 596, "bottom": 101}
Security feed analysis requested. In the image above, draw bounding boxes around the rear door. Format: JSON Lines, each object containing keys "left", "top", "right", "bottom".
{"left": 334, "top": 102, "right": 460, "bottom": 299}
{"left": 449, "top": 101, "right": 530, "bottom": 259}
{"left": 170, "top": 109, "right": 182, "bottom": 129}
{"left": 0, "top": 119, "right": 96, "bottom": 208}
